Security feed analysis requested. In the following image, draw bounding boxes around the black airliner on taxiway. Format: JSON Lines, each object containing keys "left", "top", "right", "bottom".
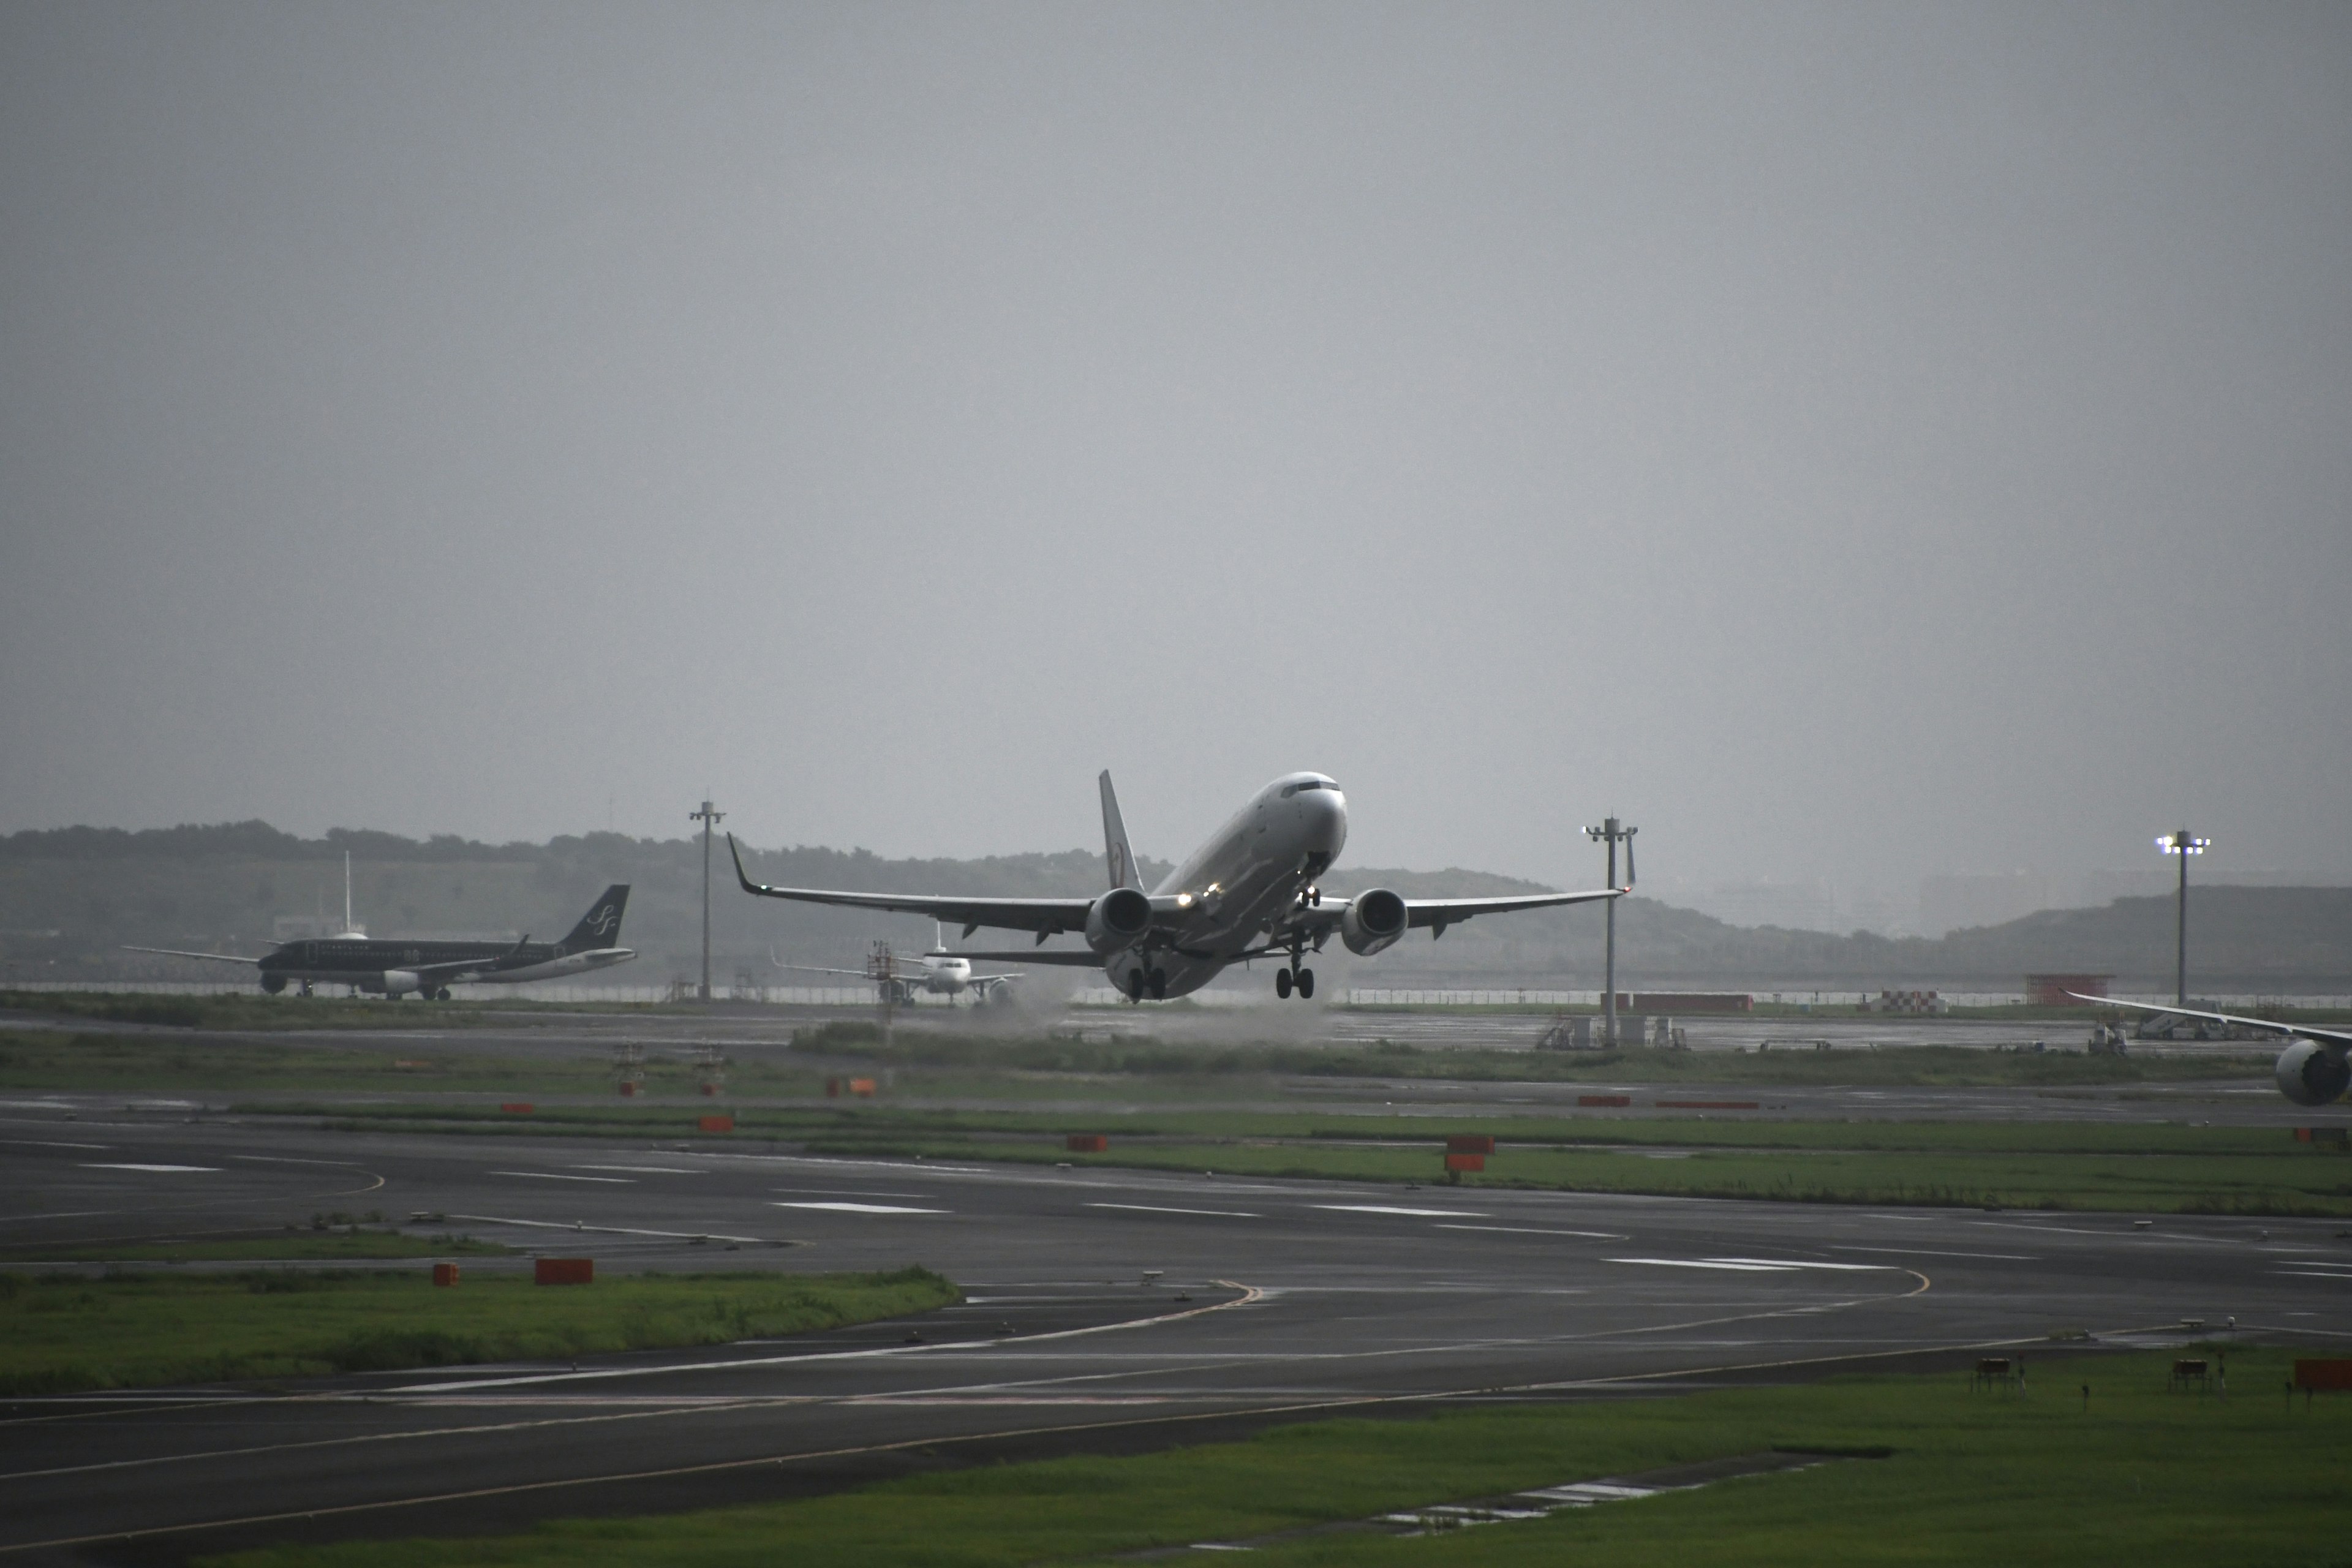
{"left": 126, "top": 886, "right": 634, "bottom": 1000}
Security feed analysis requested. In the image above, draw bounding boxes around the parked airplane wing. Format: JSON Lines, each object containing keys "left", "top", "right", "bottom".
{"left": 729, "top": 836, "right": 1099, "bottom": 937}
{"left": 121, "top": 945, "right": 260, "bottom": 966}
{"left": 2070, "top": 994, "right": 2352, "bottom": 1049}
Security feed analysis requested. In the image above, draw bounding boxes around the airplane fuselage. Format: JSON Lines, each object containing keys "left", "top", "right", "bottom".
{"left": 256, "top": 938, "right": 636, "bottom": 993}
{"left": 1099, "top": 772, "right": 1347, "bottom": 999}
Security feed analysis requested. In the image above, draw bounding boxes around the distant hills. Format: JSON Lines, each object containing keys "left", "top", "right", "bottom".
{"left": 3, "top": 821, "right": 2345, "bottom": 993}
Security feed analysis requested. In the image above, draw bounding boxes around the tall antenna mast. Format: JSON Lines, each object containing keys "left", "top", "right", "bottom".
{"left": 690, "top": 797, "right": 725, "bottom": 1002}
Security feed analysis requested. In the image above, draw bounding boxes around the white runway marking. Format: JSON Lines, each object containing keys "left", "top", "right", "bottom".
{"left": 1435, "top": 1224, "right": 1627, "bottom": 1240}
{"left": 77, "top": 1163, "right": 216, "bottom": 1174}
{"left": 1087, "top": 1203, "right": 1259, "bottom": 1218}
{"left": 771, "top": 1188, "right": 936, "bottom": 1200}
{"left": 573, "top": 1165, "right": 702, "bottom": 1175}
{"left": 1705, "top": 1256, "right": 1893, "bottom": 1272}
{"left": 1605, "top": 1257, "right": 1796, "bottom": 1272}
{"left": 491, "top": 1171, "right": 633, "bottom": 1183}
{"left": 1313, "top": 1205, "right": 1483, "bottom": 1218}
{"left": 1833, "top": 1245, "right": 2036, "bottom": 1262}
{"left": 0, "top": 1138, "right": 107, "bottom": 1150}
{"left": 774, "top": 1201, "right": 947, "bottom": 1215}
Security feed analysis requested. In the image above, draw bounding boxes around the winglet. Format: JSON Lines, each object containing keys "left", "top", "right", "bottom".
{"left": 1099, "top": 771, "right": 1143, "bottom": 891}
{"left": 727, "top": 834, "right": 766, "bottom": 896}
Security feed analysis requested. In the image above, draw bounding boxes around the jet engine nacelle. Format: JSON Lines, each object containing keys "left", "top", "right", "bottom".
{"left": 2275, "top": 1039, "right": 2351, "bottom": 1106}
{"left": 1085, "top": 887, "right": 1152, "bottom": 953}
{"left": 1341, "top": 888, "right": 1409, "bottom": 957}
{"left": 381, "top": 970, "right": 421, "bottom": 998}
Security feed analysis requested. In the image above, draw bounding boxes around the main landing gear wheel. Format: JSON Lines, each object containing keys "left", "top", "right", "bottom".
{"left": 434, "top": 987, "right": 452, "bottom": 1001}
{"left": 1128, "top": 970, "right": 1148, "bottom": 1004}
{"left": 1148, "top": 968, "right": 1167, "bottom": 1000}
{"left": 1295, "top": 968, "right": 1315, "bottom": 999}
{"left": 1275, "top": 968, "right": 1292, "bottom": 999}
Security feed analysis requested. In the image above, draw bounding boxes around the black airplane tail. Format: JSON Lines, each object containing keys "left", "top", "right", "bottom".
{"left": 560, "top": 886, "right": 630, "bottom": 952}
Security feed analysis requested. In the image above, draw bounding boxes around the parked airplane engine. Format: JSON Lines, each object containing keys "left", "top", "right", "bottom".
{"left": 2275, "top": 1039, "right": 2351, "bottom": 1106}
{"left": 1084, "top": 888, "right": 1152, "bottom": 952}
{"left": 1341, "top": 888, "right": 1409, "bottom": 957}
{"left": 380, "top": 970, "right": 421, "bottom": 998}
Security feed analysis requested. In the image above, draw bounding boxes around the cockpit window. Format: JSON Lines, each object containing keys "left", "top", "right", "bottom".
{"left": 1281, "top": 780, "right": 1335, "bottom": 797}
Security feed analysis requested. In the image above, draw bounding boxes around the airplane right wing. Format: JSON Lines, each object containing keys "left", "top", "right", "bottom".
{"left": 121, "top": 946, "right": 262, "bottom": 967}
{"left": 730, "top": 835, "right": 1098, "bottom": 937}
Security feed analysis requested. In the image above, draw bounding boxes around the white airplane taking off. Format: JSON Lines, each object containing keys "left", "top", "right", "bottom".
{"left": 731, "top": 771, "right": 1623, "bottom": 1003}
{"left": 775, "top": 925, "right": 1023, "bottom": 1006}
{"left": 2072, "top": 995, "right": 2352, "bottom": 1106}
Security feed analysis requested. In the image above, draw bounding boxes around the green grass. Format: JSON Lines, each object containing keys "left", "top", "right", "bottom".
{"left": 791, "top": 1022, "right": 2266, "bottom": 1088}
{"left": 835, "top": 1136, "right": 2352, "bottom": 1216}
{"left": 198, "top": 1344, "right": 2351, "bottom": 1568}
{"left": 0, "top": 1028, "right": 836, "bottom": 1098}
{"left": 0, "top": 1266, "right": 959, "bottom": 1396}
{"left": 233, "top": 1095, "right": 2352, "bottom": 1216}
{"left": 10, "top": 1229, "right": 514, "bottom": 1264}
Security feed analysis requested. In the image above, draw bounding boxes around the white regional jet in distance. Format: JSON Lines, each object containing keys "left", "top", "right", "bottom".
{"left": 730, "top": 771, "right": 1624, "bottom": 1003}
{"left": 775, "top": 925, "right": 1023, "bottom": 1006}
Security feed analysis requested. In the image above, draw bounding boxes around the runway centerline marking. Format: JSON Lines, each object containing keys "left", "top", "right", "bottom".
{"left": 76, "top": 1163, "right": 216, "bottom": 1174}
{"left": 0, "top": 1139, "right": 108, "bottom": 1150}
{"left": 490, "top": 1171, "right": 633, "bottom": 1184}
{"left": 573, "top": 1166, "right": 702, "bottom": 1175}
{"left": 774, "top": 1201, "right": 946, "bottom": 1215}
{"left": 1086, "top": 1203, "right": 1259, "bottom": 1218}
{"left": 1605, "top": 1258, "right": 1795, "bottom": 1272}
{"left": 1313, "top": 1205, "right": 1483, "bottom": 1218}
{"left": 1831, "top": 1245, "right": 2036, "bottom": 1262}
{"left": 1704, "top": 1257, "right": 1895, "bottom": 1272}
{"left": 1434, "top": 1224, "right": 1626, "bottom": 1240}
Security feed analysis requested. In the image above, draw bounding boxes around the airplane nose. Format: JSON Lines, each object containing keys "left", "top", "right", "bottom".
{"left": 1302, "top": 788, "right": 1346, "bottom": 849}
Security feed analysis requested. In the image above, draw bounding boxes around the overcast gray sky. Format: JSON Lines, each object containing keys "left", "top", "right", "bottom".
{"left": 3, "top": 1, "right": 2347, "bottom": 913}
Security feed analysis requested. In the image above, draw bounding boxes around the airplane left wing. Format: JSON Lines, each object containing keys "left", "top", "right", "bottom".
{"left": 730, "top": 836, "right": 1098, "bottom": 937}
{"left": 2070, "top": 994, "right": 2352, "bottom": 1049}
{"left": 1278, "top": 888, "right": 1624, "bottom": 942}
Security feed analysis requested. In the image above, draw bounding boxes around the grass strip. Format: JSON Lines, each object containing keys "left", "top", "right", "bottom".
{"left": 8, "top": 1229, "right": 514, "bottom": 1264}
{"left": 0, "top": 1265, "right": 957, "bottom": 1396}
{"left": 800, "top": 1135, "right": 2352, "bottom": 1218}
{"left": 200, "top": 1344, "right": 2346, "bottom": 1568}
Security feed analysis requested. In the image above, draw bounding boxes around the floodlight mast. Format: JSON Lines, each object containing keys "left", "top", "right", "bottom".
{"left": 690, "top": 797, "right": 726, "bottom": 1002}
{"left": 1585, "top": 818, "right": 1637, "bottom": 1045}
{"left": 2155, "top": 829, "right": 2209, "bottom": 1009}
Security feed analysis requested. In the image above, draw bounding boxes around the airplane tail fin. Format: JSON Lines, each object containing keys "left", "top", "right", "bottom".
{"left": 560, "top": 885, "right": 630, "bottom": 951}
{"left": 1099, "top": 771, "right": 1144, "bottom": 891}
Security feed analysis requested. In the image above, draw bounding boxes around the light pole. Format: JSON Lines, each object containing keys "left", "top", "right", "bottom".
{"left": 691, "top": 797, "right": 725, "bottom": 1002}
{"left": 1585, "top": 818, "right": 1637, "bottom": 1045}
{"left": 2155, "top": 829, "right": 2209, "bottom": 1009}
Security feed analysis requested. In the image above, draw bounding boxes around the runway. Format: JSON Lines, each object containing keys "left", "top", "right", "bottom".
{"left": 4, "top": 1099, "right": 2348, "bottom": 1564}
